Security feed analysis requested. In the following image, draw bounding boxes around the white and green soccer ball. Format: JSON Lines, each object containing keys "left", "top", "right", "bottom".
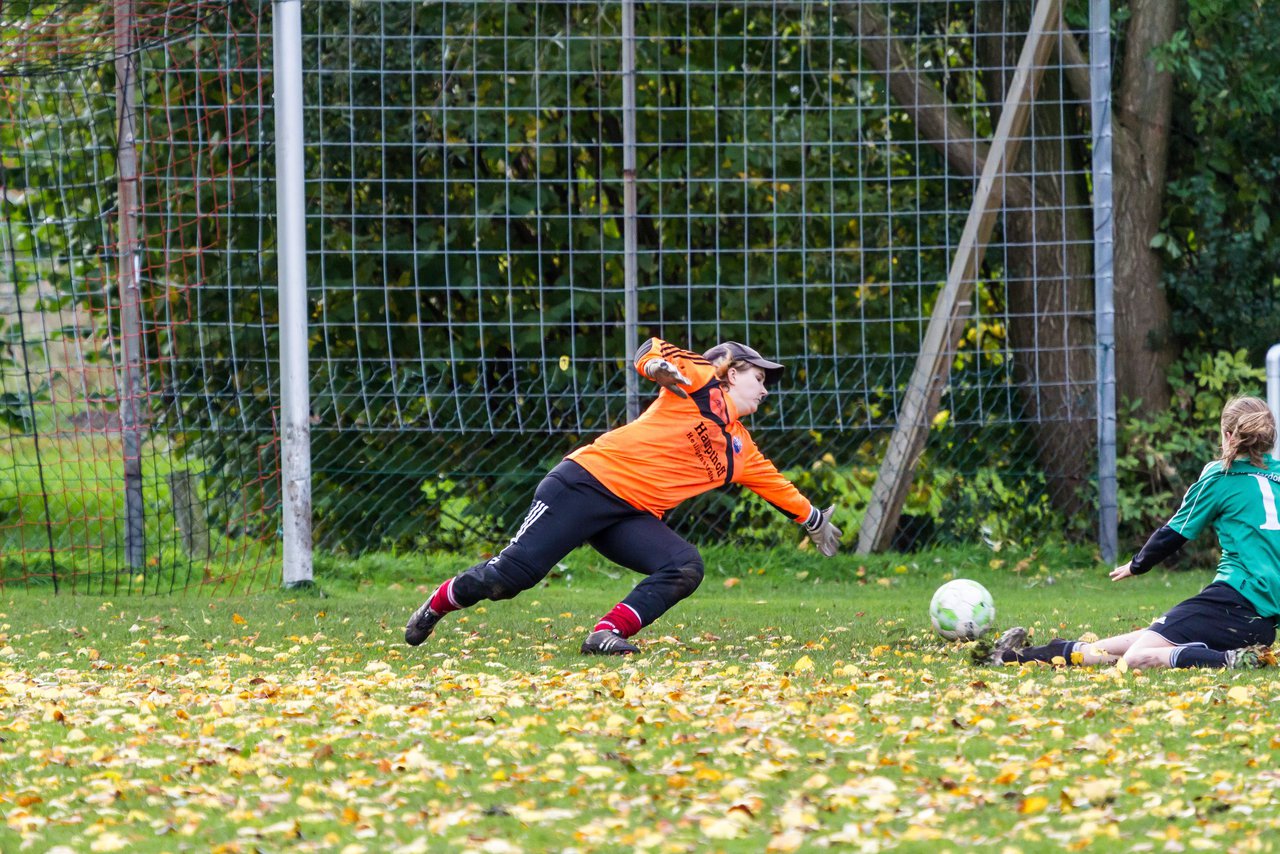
{"left": 929, "top": 579, "right": 995, "bottom": 640}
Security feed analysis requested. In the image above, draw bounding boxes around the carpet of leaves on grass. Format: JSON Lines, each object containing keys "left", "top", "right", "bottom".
{"left": 1, "top": 616, "right": 1279, "bottom": 851}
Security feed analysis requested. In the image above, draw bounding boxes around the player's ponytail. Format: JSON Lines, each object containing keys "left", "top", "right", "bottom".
{"left": 1220, "top": 396, "right": 1277, "bottom": 470}
{"left": 712, "top": 358, "right": 751, "bottom": 382}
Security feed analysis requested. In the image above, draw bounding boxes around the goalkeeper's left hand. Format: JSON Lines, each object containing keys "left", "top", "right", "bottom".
{"left": 645, "top": 358, "right": 691, "bottom": 398}
{"left": 803, "top": 504, "right": 842, "bottom": 557}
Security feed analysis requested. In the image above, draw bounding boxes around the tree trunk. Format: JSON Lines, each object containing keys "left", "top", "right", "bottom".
{"left": 847, "top": 2, "right": 1095, "bottom": 516}
{"left": 1111, "top": 0, "right": 1178, "bottom": 409}
{"left": 977, "top": 7, "right": 1097, "bottom": 516}
{"left": 844, "top": 1, "right": 1178, "bottom": 507}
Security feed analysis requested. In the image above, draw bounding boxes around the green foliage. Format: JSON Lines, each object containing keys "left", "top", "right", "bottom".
{"left": 938, "top": 466, "right": 1058, "bottom": 551}
{"left": 726, "top": 438, "right": 1065, "bottom": 555}
{"left": 277, "top": 1, "right": 1031, "bottom": 551}
{"left": 1116, "top": 349, "right": 1267, "bottom": 562}
{"left": 0, "top": 323, "right": 50, "bottom": 435}
{"left": 1153, "top": 0, "right": 1280, "bottom": 355}
{"left": 292, "top": 0, "right": 972, "bottom": 394}
{"left": 416, "top": 476, "right": 500, "bottom": 552}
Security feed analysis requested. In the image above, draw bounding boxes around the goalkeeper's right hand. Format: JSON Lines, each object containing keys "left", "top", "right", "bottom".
{"left": 645, "top": 358, "right": 691, "bottom": 398}
{"left": 803, "top": 504, "right": 842, "bottom": 557}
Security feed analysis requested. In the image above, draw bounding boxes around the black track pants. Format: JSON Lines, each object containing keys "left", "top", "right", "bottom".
{"left": 449, "top": 461, "right": 704, "bottom": 628}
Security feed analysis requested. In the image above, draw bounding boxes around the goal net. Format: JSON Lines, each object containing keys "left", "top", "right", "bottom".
{"left": 0, "top": 2, "right": 277, "bottom": 592}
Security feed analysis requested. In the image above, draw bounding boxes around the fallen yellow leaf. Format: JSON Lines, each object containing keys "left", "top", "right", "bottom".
{"left": 766, "top": 829, "right": 806, "bottom": 852}
{"left": 1019, "top": 795, "right": 1050, "bottom": 814}
{"left": 1227, "top": 685, "right": 1253, "bottom": 705}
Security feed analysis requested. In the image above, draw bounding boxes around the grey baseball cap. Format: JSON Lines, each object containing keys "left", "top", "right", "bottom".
{"left": 702, "top": 341, "right": 784, "bottom": 384}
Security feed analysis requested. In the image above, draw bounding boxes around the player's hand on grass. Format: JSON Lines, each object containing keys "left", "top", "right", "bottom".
{"left": 645, "top": 358, "right": 690, "bottom": 398}
{"left": 1110, "top": 561, "right": 1134, "bottom": 582}
{"left": 804, "top": 504, "right": 842, "bottom": 557}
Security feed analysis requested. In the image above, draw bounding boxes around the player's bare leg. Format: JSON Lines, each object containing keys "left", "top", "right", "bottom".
{"left": 1072, "top": 629, "right": 1148, "bottom": 666}
{"left": 981, "top": 628, "right": 1148, "bottom": 666}
{"left": 1118, "top": 630, "right": 1181, "bottom": 669}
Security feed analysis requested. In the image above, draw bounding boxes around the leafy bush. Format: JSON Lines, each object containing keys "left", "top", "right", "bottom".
{"left": 727, "top": 446, "right": 1064, "bottom": 554}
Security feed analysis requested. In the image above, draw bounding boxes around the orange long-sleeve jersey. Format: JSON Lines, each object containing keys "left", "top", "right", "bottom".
{"left": 567, "top": 338, "right": 814, "bottom": 522}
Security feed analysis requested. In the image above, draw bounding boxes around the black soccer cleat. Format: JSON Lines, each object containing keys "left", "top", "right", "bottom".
{"left": 971, "top": 626, "right": 1029, "bottom": 666}
{"left": 580, "top": 629, "right": 640, "bottom": 656}
{"left": 404, "top": 601, "right": 443, "bottom": 646}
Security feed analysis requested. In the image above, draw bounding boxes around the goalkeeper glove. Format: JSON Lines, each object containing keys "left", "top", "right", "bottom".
{"left": 803, "top": 504, "right": 842, "bottom": 557}
{"left": 645, "top": 358, "right": 691, "bottom": 398}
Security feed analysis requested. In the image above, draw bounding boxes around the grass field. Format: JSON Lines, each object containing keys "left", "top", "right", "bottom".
{"left": 0, "top": 432, "right": 281, "bottom": 594}
{"left": 1, "top": 548, "right": 1277, "bottom": 852}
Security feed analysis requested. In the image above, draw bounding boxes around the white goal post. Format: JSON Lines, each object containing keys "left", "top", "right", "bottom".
{"left": 1268, "top": 343, "right": 1280, "bottom": 452}
{"left": 274, "top": 0, "right": 313, "bottom": 588}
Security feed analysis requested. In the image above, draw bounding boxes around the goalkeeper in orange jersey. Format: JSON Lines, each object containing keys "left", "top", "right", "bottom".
{"left": 405, "top": 338, "right": 842, "bottom": 655}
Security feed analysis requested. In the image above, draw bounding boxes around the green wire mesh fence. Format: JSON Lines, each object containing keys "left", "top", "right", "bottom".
{"left": 299, "top": 0, "right": 1099, "bottom": 556}
{"left": 0, "top": 1, "right": 1101, "bottom": 591}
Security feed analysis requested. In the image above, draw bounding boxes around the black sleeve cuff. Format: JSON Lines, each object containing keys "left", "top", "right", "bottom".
{"left": 1129, "top": 525, "right": 1188, "bottom": 575}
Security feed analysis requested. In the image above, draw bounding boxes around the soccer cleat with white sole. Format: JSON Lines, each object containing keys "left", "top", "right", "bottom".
{"left": 580, "top": 629, "right": 639, "bottom": 655}
{"left": 972, "top": 625, "right": 1029, "bottom": 666}
{"left": 404, "top": 601, "right": 443, "bottom": 646}
{"left": 1224, "top": 644, "right": 1275, "bottom": 669}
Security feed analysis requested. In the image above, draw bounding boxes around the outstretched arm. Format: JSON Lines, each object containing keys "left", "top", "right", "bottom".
{"left": 1112, "top": 461, "right": 1221, "bottom": 583}
{"left": 1112, "top": 525, "right": 1188, "bottom": 581}
{"left": 737, "top": 445, "right": 842, "bottom": 557}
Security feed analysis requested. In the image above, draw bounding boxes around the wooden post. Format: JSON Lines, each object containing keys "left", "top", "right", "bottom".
{"left": 168, "top": 470, "right": 212, "bottom": 559}
{"left": 856, "top": 0, "right": 1064, "bottom": 554}
{"left": 115, "top": 0, "right": 146, "bottom": 569}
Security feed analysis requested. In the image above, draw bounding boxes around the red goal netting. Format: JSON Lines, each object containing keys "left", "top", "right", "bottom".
{"left": 0, "top": 1, "right": 281, "bottom": 593}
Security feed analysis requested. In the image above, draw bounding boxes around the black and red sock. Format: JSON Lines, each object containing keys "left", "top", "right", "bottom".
{"left": 1004, "top": 638, "right": 1081, "bottom": 665}
{"left": 593, "top": 602, "right": 643, "bottom": 637}
{"left": 427, "top": 578, "right": 463, "bottom": 615}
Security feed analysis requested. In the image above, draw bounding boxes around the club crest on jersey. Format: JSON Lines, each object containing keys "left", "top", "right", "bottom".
{"left": 732, "top": 436, "right": 743, "bottom": 454}
{"left": 708, "top": 387, "right": 729, "bottom": 424}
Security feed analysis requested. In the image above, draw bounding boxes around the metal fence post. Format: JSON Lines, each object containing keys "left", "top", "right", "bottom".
{"left": 622, "top": 0, "right": 640, "bottom": 421}
{"left": 1090, "top": 0, "right": 1118, "bottom": 564}
{"left": 273, "top": 0, "right": 313, "bottom": 587}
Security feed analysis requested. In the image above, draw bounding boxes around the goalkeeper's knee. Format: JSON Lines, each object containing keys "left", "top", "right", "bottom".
{"left": 453, "top": 559, "right": 538, "bottom": 603}
{"left": 670, "top": 559, "right": 704, "bottom": 599}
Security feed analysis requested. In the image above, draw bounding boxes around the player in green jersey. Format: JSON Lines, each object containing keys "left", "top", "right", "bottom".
{"left": 978, "top": 395, "right": 1280, "bottom": 670}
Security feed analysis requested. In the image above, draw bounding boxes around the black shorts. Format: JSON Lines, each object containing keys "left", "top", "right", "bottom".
{"left": 1148, "top": 581, "right": 1278, "bottom": 649}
